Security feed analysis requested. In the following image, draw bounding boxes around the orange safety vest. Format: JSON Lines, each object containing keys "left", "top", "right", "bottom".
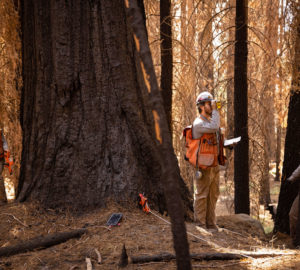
{"left": 183, "top": 126, "right": 226, "bottom": 170}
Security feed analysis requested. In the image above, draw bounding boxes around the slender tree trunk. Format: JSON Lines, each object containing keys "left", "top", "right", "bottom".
{"left": 275, "top": 123, "right": 282, "bottom": 182}
{"left": 224, "top": 0, "right": 235, "bottom": 188}
{"left": 226, "top": 0, "right": 235, "bottom": 140}
{"left": 259, "top": 0, "right": 278, "bottom": 206}
{"left": 199, "top": 1, "right": 214, "bottom": 93}
{"left": 234, "top": 0, "right": 249, "bottom": 214}
{"left": 274, "top": 11, "right": 300, "bottom": 234}
{"left": 160, "top": 0, "right": 173, "bottom": 133}
{"left": 126, "top": 1, "right": 191, "bottom": 268}
{"left": 187, "top": 0, "right": 196, "bottom": 97}
{"left": 275, "top": 0, "right": 285, "bottom": 182}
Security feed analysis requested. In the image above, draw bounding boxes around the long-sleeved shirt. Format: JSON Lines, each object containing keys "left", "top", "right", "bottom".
{"left": 192, "top": 110, "right": 220, "bottom": 139}
{"left": 1, "top": 131, "right": 9, "bottom": 151}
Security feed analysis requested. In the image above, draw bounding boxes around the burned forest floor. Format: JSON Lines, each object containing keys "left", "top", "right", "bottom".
{"left": 0, "top": 197, "right": 300, "bottom": 270}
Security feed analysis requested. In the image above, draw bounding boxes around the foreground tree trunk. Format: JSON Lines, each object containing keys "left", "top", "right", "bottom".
{"left": 18, "top": 0, "right": 191, "bottom": 214}
{"left": 125, "top": 1, "right": 191, "bottom": 268}
{"left": 274, "top": 91, "right": 300, "bottom": 234}
{"left": 234, "top": 0, "right": 250, "bottom": 214}
{"left": 275, "top": 12, "right": 300, "bottom": 235}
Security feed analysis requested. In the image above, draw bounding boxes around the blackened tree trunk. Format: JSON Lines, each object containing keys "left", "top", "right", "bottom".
{"left": 18, "top": 0, "right": 191, "bottom": 216}
{"left": 160, "top": 0, "right": 173, "bottom": 133}
{"left": 234, "top": 0, "right": 249, "bottom": 214}
{"left": 274, "top": 91, "right": 300, "bottom": 234}
{"left": 126, "top": 1, "right": 191, "bottom": 268}
{"left": 274, "top": 12, "right": 300, "bottom": 234}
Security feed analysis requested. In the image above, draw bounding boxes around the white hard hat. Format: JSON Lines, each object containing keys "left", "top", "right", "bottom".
{"left": 196, "top": 91, "right": 213, "bottom": 105}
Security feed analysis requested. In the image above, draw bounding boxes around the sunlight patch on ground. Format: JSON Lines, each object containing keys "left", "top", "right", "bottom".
{"left": 246, "top": 254, "right": 300, "bottom": 270}
{"left": 259, "top": 205, "right": 274, "bottom": 234}
{"left": 4, "top": 177, "right": 15, "bottom": 200}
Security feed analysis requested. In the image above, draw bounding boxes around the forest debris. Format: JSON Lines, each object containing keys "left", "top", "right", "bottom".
{"left": 94, "top": 248, "right": 102, "bottom": 264}
{"left": 120, "top": 250, "right": 292, "bottom": 265}
{"left": 85, "top": 257, "right": 92, "bottom": 270}
{"left": 2, "top": 213, "right": 28, "bottom": 228}
{"left": 69, "top": 266, "right": 79, "bottom": 270}
{"left": 193, "top": 261, "right": 250, "bottom": 268}
{"left": 0, "top": 228, "right": 87, "bottom": 257}
{"left": 118, "top": 244, "right": 128, "bottom": 267}
{"left": 128, "top": 252, "right": 244, "bottom": 264}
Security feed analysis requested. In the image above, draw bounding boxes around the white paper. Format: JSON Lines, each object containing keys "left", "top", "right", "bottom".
{"left": 224, "top": 136, "right": 241, "bottom": 146}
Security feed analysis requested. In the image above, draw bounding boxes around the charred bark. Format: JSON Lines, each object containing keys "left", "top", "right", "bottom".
{"left": 234, "top": 0, "right": 249, "bottom": 214}
{"left": 125, "top": 1, "right": 191, "bottom": 268}
{"left": 275, "top": 13, "right": 300, "bottom": 234}
{"left": 0, "top": 229, "right": 87, "bottom": 257}
{"left": 274, "top": 89, "right": 300, "bottom": 233}
{"left": 274, "top": 91, "right": 300, "bottom": 234}
{"left": 18, "top": 0, "right": 191, "bottom": 214}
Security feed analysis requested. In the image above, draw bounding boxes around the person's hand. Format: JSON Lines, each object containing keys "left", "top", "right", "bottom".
{"left": 211, "top": 100, "right": 217, "bottom": 110}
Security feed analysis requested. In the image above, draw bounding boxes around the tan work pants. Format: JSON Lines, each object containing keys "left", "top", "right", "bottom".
{"left": 193, "top": 166, "right": 220, "bottom": 227}
{"left": 289, "top": 194, "right": 299, "bottom": 240}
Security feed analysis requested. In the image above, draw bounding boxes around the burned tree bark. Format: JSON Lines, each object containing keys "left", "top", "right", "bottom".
{"left": 125, "top": 1, "right": 191, "bottom": 268}
{"left": 0, "top": 229, "right": 87, "bottom": 257}
{"left": 18, "top": 0, "right": 191, "bottom": 214}
{"left": 275, "top": 11, "right": 300, "bottom": 235}
{"left": 274, "top": 91, "right": 300, "bottom": 235}
{"left": 234, "top": 0, "right": 249, "bottom": 214}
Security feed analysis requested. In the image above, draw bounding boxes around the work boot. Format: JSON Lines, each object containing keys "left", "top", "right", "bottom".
{"left": 195, "top": 222, "right": 206, "bottom": 228}
{"left": 207, "top": 224, "right": 219, "bottom": 233}
{"left": 195, "top": 223, "right": 212, "bottom": 236}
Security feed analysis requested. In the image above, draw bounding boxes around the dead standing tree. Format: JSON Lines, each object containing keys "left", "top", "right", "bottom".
{"left": 234, "top": 0, "right": 249, "bottom": 214}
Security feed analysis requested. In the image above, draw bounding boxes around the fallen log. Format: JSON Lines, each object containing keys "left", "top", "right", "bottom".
{"left": 129, "top": 252, "right": 244, "bottom": 264}
{"left": 0, "top": 228, "right": 87, "bottom": 257}
{"left": 118, "top": 245, "right": 244, "bottom": 267}
{"left": 119, "top": 245, "right": 290, "bottom": 267}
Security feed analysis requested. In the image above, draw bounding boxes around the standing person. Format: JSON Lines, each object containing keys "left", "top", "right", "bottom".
{"left": 0, "top": 128, "right": 9, "bottom": 204}
{"left": 192, "top": 91, "right": 221, "bottom": 232}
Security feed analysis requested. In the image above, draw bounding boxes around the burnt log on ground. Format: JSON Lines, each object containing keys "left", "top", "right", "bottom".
{"left": 0, "top": 228, "right": 87, "bottom": 257}
{"left": 119, "top": 245, "right": 291, "bottom": 267}
{"left": 129, "top": 252, "right": 244, "bottom": 264}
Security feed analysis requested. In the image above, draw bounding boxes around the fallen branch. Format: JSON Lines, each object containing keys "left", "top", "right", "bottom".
{"left": 85, "top": 257, "right": 92, "bottom": 270}
{"left": 0, "top": 228, "right": 87, "bottom": 257}
{"left": 2, "top": 213, "right": 29, "bottom": 228}
{"left": 94, "top": 248, "right": 102, "bottom": 264}
{"left": 130, "top": 252, "right": 244, "bottom": 264}
{"left": 118, "top": 245, "right": 290, "bottom": 266}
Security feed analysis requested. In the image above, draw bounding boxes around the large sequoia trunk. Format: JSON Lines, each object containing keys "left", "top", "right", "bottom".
{"left": 18, "top": 0, "right": 191, "bottom": 213}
